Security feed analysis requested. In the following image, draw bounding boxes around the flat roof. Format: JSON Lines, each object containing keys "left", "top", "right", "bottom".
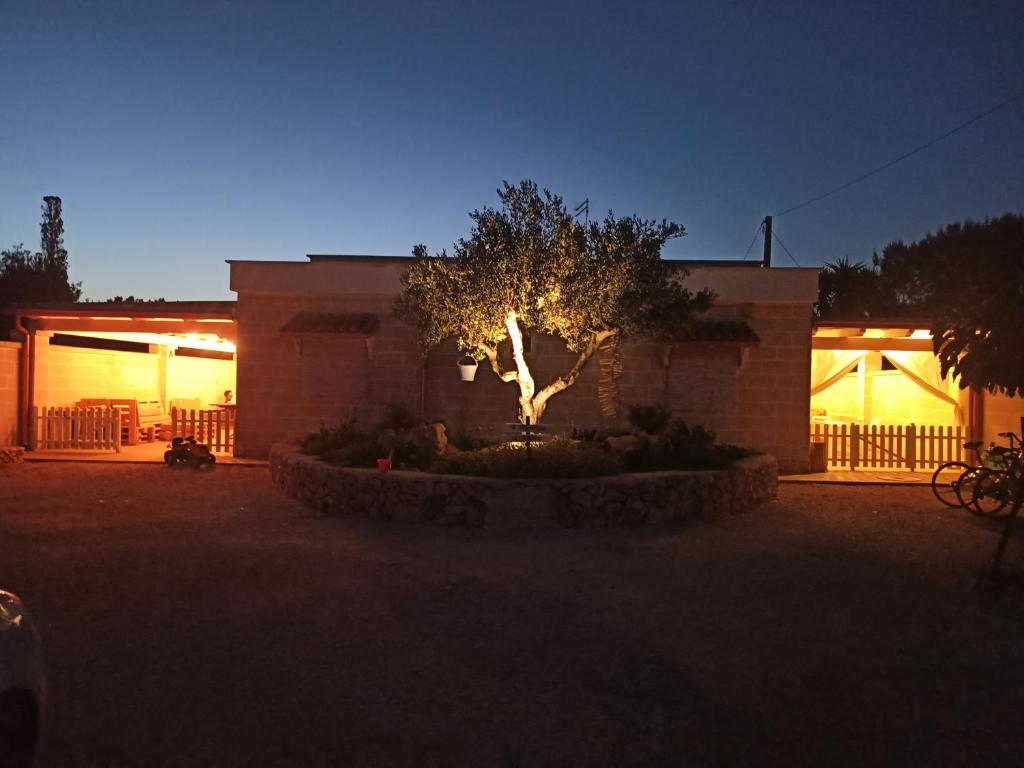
{"left": 301, "top": 253, "right": 770, "bottom": 268}
{"left": 3, "top": 300, "right": 236, "bottom": 320}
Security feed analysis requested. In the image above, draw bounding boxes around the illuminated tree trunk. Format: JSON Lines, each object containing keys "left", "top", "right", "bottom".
{"left": 482, "top": 311, "right": 615, "bottom": 424}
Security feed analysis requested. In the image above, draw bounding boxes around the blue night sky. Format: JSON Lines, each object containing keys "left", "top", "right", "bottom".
{"left": 1, "top": 1, "right": 1021, "bottom": 300}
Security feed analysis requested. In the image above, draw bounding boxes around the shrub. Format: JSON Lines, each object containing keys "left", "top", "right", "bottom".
{"left": 432, "top": 437, "right": 622, "bottom": 478}
{"left": 622, "top": 419, "right": 760, "bottom": 471}
{"left": 627, "top": 402, "right": 672, "bottom": 434}
{"left": 379, "top": 402, "right": 417, "bottom": 432}
{"left": 447, "top": 426, "right": 493, "bottom": 452}
{"left": 298, "top": 418, "right": 363, "bottom": 456}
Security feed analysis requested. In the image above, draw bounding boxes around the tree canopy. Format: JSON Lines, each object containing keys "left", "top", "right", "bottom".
{"left": 883, "top": 215, "right": 1024, "bottom": 397}
{"left": 0, "top": 196, "right": 82, "bottom": 306}
{"left": 816, "top": 214, "right": 1024, "bottom": 396}
{"left": 815, "top": 256, "right": 885, "bottom": 318}
{"left": 395, "top": 180, "right": 714, "bottom": 422}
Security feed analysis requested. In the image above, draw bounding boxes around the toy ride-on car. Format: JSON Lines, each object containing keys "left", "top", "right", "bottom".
{"left": 164, "top": 436, "right": 217, "bottom": 468}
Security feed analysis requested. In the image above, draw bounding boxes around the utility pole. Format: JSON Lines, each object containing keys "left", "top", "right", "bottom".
{"left": 761, "top": 215, "right": 772, "bottom": 268}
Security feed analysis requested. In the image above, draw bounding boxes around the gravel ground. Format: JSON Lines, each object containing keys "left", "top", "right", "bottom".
{"left": 2, "top": 462, "right": 1024, "bottom": 767}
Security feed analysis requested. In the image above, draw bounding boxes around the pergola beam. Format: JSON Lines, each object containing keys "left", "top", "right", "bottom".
{"left": 811, "top": 337, "right": 933, "bottom": 351}
{"left": 24, "top": 317, "right": 237, "bottom": 341}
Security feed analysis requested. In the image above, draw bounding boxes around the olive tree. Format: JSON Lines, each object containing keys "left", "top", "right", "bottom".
{"left": 395, "top": 181, "right": 713, "bottom": 423}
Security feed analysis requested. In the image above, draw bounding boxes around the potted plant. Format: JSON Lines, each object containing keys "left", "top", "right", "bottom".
{"left": 457, "top": 355, "right": 479, "bottom": 382}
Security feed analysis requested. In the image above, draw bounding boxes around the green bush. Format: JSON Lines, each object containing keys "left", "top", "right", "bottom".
{"left": 627, "top": 402, "right": 672, "bottom": 434}
{"left": 623, "top": 419, "right": 760, "bottom": 471}
{"left": 379, "top": 402, "right": 417, "bottom": 432}
{"left": 299, "top": 415, "right": 759, "bottom": 475}
{"left": 298, "top": 418, "right": 363, "bottom": 456}
{"left": 432, "top": 437, "right": 622, "bottom": 478}
{"left": 447, "top": 426, "right": 493, "bottom": 452}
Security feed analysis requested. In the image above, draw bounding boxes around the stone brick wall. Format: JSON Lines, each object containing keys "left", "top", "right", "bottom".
{"left": 668, "top": 303, "right": 813, "bottom": 473}
{"left": 33, "top": 336, "right": 162, "bottom": 406}
{"left": 982, "top": 391, "right": 1024, "bottom": 447}
{"left": 0, "top": 342, "right": 20, "bottom": 446}
{"left": 270, "top": 443, "right": 778, "bottom": 528}
{"left": 234, "top": 294, "right": 422, "bottom": 457}
{"left": 235, "top": 291, "right": 813, "bottom": 471}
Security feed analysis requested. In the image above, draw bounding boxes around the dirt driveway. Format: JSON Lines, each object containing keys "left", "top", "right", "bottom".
{"left": 2, "top": 462, "right": 1023, "bottom": 767}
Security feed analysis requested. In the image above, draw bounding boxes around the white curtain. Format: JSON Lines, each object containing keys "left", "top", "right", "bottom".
{"left": 882, "top": 349, "right": 964, "bottom": 425}
{"left": 810, "top": 349, "right": 865, "bottom": 396}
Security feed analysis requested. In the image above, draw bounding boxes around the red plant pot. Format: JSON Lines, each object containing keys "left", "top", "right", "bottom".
{"left": 377, "top": 458, "right": 392, "bottom": 473}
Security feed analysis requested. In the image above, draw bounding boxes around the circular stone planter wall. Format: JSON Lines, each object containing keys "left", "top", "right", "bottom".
{"left": 270, "top": 444, "right": 778, "bottom": 529}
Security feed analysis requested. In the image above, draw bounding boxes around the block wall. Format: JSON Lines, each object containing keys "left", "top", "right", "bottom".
{"left": 33, "top": 336, "right": 162, "bottom": 407}
{"left": 235, "top": 294, "right": 814, "bottom": 471}
{"left": 983, "top": 391, "right": 1024, "bottom": 447}
{"left": 0, "top": 342, "right": 20, "bottom": 446}
{"left": 666, "top": 303, "right": 813, "bottom": 473}
{"left": 234, "top": 294, "right": 421, "bottom": 457}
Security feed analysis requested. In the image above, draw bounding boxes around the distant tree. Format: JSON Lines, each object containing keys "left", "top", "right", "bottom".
{"left": 104, "top": 296, "right": 166, "bottom": 303}
{"left": 867, "top": 214, "right": 1024, "bottom": 575}
{"left": 815, "top": 256, "right": 888, "bottom": 318}
{"left": 396, "top": 180, "right": 714, "bottom": 423}
{"left": 874, "top": 214, "right": 1024, "bottom": 396}
{"left": 0, "top": 196, "right": 82, "bottom": 305}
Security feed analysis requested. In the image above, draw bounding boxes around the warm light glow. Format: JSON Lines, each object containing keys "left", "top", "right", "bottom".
{"left": 59, "top": 330, "right": 236, "bottom": 353}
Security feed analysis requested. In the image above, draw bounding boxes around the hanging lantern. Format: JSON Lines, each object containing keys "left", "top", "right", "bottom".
{"left": 457, "top": 355, "right": 479, "bottom": 382}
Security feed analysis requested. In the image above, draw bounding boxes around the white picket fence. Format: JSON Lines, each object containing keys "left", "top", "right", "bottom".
{"left": 810, "top": 423, "right": 964, "bottom": 471}
{"left": 171, "top": 407, "right": 235, "bottom": 453}
{"left": 32, "top": 406, "right": 122, "bottom": 452}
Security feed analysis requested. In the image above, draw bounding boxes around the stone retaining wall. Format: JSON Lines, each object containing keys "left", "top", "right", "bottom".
{"left": 270, "top": 444, "right": 778, "bottom": 528}
{"left": 0, "top": 446, "right": 25, "bottom": 464}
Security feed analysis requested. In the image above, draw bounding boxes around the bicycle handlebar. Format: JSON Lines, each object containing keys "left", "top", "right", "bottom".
{"left": 997, "top": 432, "right": 1021, "bottom": 448}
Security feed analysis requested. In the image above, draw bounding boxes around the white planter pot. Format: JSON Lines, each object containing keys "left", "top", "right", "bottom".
{"left": 458, "top": 359, "right": 479, "bottom": 382}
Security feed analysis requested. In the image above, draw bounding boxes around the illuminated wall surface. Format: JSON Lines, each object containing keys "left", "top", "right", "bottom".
{"left": 985, "top": 390, "right": 1024, "bottom": 447}
{"left": 811, "top": 369, "right": 962, "bottom": 427}
{"left": 0, "top": 342, "right": 19, "bottom": 445}
{"left": 32, "top": 333, "right": 236, "bottom": 410}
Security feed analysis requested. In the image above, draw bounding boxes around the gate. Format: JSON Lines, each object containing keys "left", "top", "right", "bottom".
{"left": 811, "top": 423, "right": 963, "bottom": 471}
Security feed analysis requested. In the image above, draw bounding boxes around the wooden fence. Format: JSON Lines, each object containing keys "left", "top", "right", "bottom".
{"left": 171, "top": 407, "right": 235, "bottom": 453}
{"left": 31, "top": 406, "right": 122, "bottom": 452}
{"left": 810, "top": 423, "right": 964, "bottom": 471}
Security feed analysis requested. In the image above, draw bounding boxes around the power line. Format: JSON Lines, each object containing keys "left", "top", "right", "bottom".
{"left": 741, "top": 221, "right": 765, "bottom": 260}
{"left": 773, "top": 90, "right": 1024, "bottom": 218}
{"left": 771, "top": 231, "right": 801, "bottom": 267}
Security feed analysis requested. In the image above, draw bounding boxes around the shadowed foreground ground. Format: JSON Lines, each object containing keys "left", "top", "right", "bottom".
{"left": 2, "top": 463, "right": 1023, "bottom": 766}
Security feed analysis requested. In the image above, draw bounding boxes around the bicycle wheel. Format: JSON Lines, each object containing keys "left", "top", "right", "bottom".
{"left": 960, "top": 468, "right": 1010, "bottom": 517}
{"left": 955, "top": 468, "right": 985, "bottom": 513}
{"left": 931, "top": 461, "right": 973, "bottom": 507}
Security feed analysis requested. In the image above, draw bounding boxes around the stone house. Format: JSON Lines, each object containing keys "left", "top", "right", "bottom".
{"left": 4, "top": 255, "right": 1020, "bottom": 473}
{"left": 229, "top": 256, "right": 820, "bottom": 471}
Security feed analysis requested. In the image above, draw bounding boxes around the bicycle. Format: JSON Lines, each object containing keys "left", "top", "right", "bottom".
{"left": 954, "top": 433, "right": 1022, "bottom": 517}
{"left": 930, "top": 440, "right": 985, "bottom": 510}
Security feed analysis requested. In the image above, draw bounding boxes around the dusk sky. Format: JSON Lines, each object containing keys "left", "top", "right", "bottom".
{"left": 1, "top": 0, "right": 1021, "bottom": 301}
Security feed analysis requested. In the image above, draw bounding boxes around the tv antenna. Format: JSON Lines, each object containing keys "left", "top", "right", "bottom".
{"left": 573, "top": 198, "right": 589, "bottom": 226}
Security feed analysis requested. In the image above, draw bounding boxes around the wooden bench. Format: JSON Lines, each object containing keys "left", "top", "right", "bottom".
{"left": 137, "top": 400, "right": 170, "bottom": 441}
{"left": 76, "top": 398, "right": 169, "bottom": 444}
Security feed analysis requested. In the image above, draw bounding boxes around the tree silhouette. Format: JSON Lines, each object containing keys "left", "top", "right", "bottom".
{"left": 0, "top": 196, "right": 82, "bottom": 305}
{"left": 815, "top": 256, "right": 886, "bottom": 318}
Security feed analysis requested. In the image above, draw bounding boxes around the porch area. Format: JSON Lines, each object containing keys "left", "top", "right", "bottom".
{"left": 809, "top": 321, "right": 969, "bottom": 473}
{"left": 25, "top": 439, "right": 264, "bottom": 465}
{"left": 8, "top": 301, "right": 240, "bottom": 460}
